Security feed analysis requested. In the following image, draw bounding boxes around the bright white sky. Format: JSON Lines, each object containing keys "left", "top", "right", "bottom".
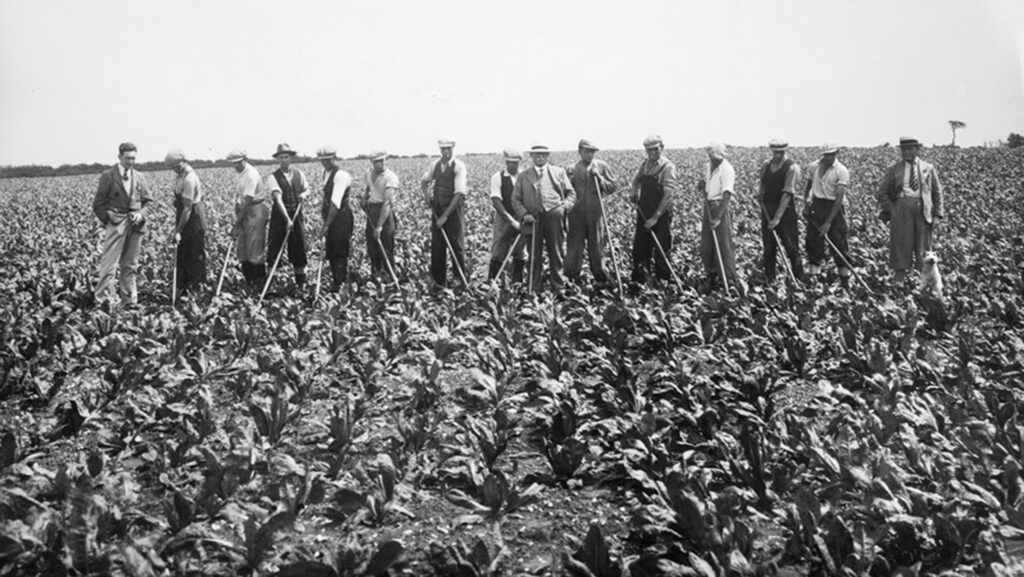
{"left": 1, "top": 0, "right": 1022, "bottom": 165}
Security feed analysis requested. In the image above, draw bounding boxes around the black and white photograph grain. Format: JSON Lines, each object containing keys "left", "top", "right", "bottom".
{"left": 1, "top": 1, "right": 1023, "bottom": 575}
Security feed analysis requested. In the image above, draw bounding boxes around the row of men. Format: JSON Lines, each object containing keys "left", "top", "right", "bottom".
{"left": 90, "top": 136, "right": 942, "bottom": 303}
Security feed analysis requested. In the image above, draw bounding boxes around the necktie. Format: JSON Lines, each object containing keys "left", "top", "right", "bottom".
{"left": 908, "top": 162, "right": 918, "bottom": 191}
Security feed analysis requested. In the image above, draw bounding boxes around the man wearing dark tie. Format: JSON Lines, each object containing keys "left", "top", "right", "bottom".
{"left": 92, "top": 142, "right": 153, "bottom": 305}
{"left": 876, "top": 136, "right": 944, "bottom": 285}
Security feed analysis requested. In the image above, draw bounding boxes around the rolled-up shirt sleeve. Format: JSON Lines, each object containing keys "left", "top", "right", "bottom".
{"left": 836, "top": 165, "right": 851, "bottom": 186}
{"left": 490, "top": 172, "right": 503, "bottom": 200}
{"left": 420, "top": 160, "right": 438, "bottom": 185}
{"left": 330, "top": 172, "right": 353, "bottom": 208}
{"left": 660, "top": 163, "right": 678, "bottom": 198}
{"left": 782, "top": 164, "right": 800, "bottom": 194}
{"left": 454, "top": 160, "right": 468, "bottom": 194}
{"left": 721, "top": 163, "right": 736, "bottom": 195}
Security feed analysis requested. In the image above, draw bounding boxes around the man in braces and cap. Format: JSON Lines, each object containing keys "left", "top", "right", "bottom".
{"left": 360, "top": 150, "right": 399, "bottom": 279}
{"left": 512, "top": 142, "right": 577, "bottom": 293}
{"left": 875, "top": 136, "right": 944, "bottom": 285}
{"left": 566, "top": 138, "right": 618, "bottom": 286}
{"left": 166, "top": 149, "right": 207, "bottom": 296}
{"left": 758, "top": 139, "right": 804, "bottom": 284}
{"left": 488, "top": 148, "right": 527, "bottom": 283}
{"left": 700, "top": 142, "right": 744, "bottom": 294}
{"left": 266, "top": 143, "right": 311, "bottom": 289}
{"left": 316, "top": 146, "right": 355, "bottom": 290}
{"left": 629, "top": 135, "right": 677, "bottom": 284}
{"left": 420, "top": 138, "right": 469, "bottom": 287}
{"left": 227, "top": 148, "right": 270, "bottom": 289}
{"left": 802, "top": 141, "right": 853, "bottom": 286}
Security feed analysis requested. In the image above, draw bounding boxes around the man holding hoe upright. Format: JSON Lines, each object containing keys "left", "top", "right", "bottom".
{"left": 487, "top": 149, "right": 526, "bottom": 284}
{"left": 316, "top": 146, "right": 354, "bottom": 290}
{"left": 361, "top": 150, "right": 399, "bottom": 281}
{"left": 758, "top": 140, "right": 803, "bottom": 284}
{"left": 227, "top": 149, "right": 269, "bottom": 290}
{"left": 629, "top": 135, "right": 676, "bottom": 284}
{"left": 166, "top": 149, "right": 207, "bottom": 297}
{"left": 266, "top": 143, "right": 310, "bottom": 289}
{"left": 420, "top": 139, "right": 469, "bottom": 288}
{"left": 803, "top": 142, "right": 853, "bottom": 286}
{"left": 512, "top": 143, "right": 576, "bottom": 293}
{"left": 566, "top": 139, "right": 618, "bottom": 287}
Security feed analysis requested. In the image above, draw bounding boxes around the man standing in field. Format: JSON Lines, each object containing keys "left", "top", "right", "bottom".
{"left": 227, "top": 149, "right": 270, "bottom": 289}
{"left": 565, "top": 139, "right": 617, "bottom": 286}
{"left": 876, "top": 137, "right": 944, "bottom": 285}
{"left": 165, "top": 150, "right": 206, "bottom": 296}
{"left": 92, "top": 142, "right": 153, "bottom": 306}
{"left": 420, "top": 139, "right": 469, "bottom": 287}
{"left": 487, "top": 149, "right": 526, "bottom": 284}
{"left": 360, "top": 150, "right": 399, "bottom": 280}
{"left": 803, "top": 142, "right": 853, "bottom": 286}
{"left": 629, "top": 135, "right": 676, "bottom": 284}
{"left": 512, "top": 143, "right": 576, "bottom": 293}
{"left": 316, "top": 146, "right": 355, "bottom": 290}
{"left": 700, "top": 143, "right": 742, "bottom": 293}
{"left": 759, "top": 140, "right": 804, "bottom": 284}
{"left": 266, "top": 143, "right": 310, "bottom": 288}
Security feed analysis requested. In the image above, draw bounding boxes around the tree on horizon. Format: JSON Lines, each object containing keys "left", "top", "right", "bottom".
{"left": 949, "top": 120, "right": 966, "bottom": 147}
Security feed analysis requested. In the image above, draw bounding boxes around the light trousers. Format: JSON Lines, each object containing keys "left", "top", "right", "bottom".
{"left": 96, "top": 216, "right": 143, "bottom": 304}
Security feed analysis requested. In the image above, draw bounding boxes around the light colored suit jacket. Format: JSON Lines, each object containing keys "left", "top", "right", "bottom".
{"left": 511, "top": 165, "right": 576, "bottom": 220}
{"left": 876, "top": 159, "right": 943, "bottom": 224}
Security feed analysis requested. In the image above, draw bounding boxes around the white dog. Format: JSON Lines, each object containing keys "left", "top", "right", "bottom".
{"left": 919, "top": 251, "right": 944, "bottom": 298}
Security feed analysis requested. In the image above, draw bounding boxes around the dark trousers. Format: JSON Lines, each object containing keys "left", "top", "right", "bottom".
{"left": 700, "top": 200, "right": 738, "bottom": 287}
{"left": 488, "top": 217, "right": 526, "bottom": 283}
{"left": 631, "top": 212, "right": 672, "bottom": 282}
{"left": 806, "top": 198, "right": 850, "bottom": 274}
{"left": 240, "top": 262, "right": 266, "bottom": 284}
{"left": 526, "top": 206, "right": 566, "bottom": 292}
{"left": 564, "top": 207, "right": 607, "bottom": 282}
{"left": 430, "top": 204, "right": 467, "bottom": 286}
{"left": 889, "top": 196, "right": 932, "bottom": 271}
{"left": 268, "top": 209, "right": 308, "bottom": 277}
{"left": 365, "top": 204, "right": 396, "bottom": 277}
{"left": 175, "top": 227, "right": 207, "bottom": 293}
{"left": 325, "top": 206, "right": 354, "bottom": 286}
{"left": 761, "top": 208, "right": 803, "bottom": 281}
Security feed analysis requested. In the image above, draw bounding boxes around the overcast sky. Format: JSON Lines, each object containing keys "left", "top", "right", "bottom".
{"left": 1, "top": 0, "right": 1022, "bottom": 165}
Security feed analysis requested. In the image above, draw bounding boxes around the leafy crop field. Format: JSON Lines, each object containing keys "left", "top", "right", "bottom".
{"left": 1, "top": 146, "right": 1023, "bottom": 576}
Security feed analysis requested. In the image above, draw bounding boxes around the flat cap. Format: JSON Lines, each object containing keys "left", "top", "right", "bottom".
{"left": 643, "top": 135, "right": 663, "bottom": 149}
{"left": 225, "top": 149, "right": 247, "bottom": 163}
{"left": 369, "top": 150, "right": 388, "bottom": 161}
{"left": 768, "top": 139, "right": 789, "bottom": 151}
{"left": 578, "top": 138, "right": 598, "bottom": 151}
{"left": 820, "top": 141, "right": 840, "bottom": 155}
{"left": 315, "top": 146, "right": 338, "bottom": 160}
{"left": 502, "top": 149, "right": 522, "bottom": 161}
{"left": 707, "top": 142, "right": 727, "bottom": 160}
{"left": 164, "top": 149, "right": 186, "bottom": 163}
